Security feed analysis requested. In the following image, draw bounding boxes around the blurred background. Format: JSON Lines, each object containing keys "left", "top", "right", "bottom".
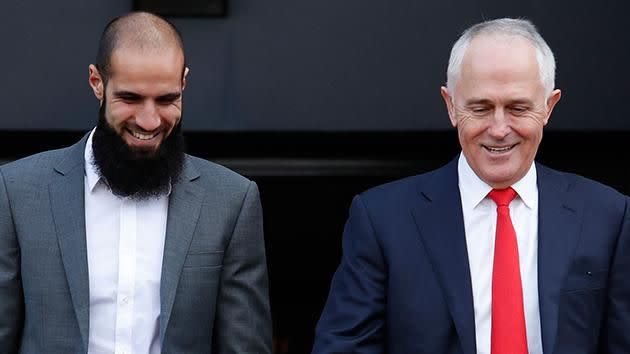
{"left": 1, "top": 0, "right": 629, "bottom": 352}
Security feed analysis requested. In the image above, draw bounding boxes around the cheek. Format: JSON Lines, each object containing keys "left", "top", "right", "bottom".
{"left": 519, "top": 109, "right": 548, "bottom": 128}
{"left": 159, "top": 106, "right": 182, "bottom": 126}
{"left": 106, "top": 104, "right": 136, "bottom": 127}
{"left": 458, "top": 119, "right": 486, "bottom": 144}
{"left": 512, "top": 118, "right": 544, "bottom": 143}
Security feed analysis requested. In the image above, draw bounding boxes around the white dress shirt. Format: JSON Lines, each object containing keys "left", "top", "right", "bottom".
{"left": 84, "top": 131, "right": 168, "bottom": 354}
{"left": 458, "top": 154, "right": 543, "bottom": 354}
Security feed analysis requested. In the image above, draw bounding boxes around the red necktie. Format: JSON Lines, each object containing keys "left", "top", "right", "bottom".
{"left": 488, "top": 188, "right": 528, "bottom": 354}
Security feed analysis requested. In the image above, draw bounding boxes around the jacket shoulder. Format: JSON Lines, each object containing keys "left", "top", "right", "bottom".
{"left": 359, "top": 164, "right": 449, "bottom": 206}
{"left": 0, "top": 147, "right": 70, "bottom": 184}
{"left": 540, "top": 164, "right": 624, "bottom": 198}
{"left": 184, "top": 154, "right": 252, "bottom": 190}
{"left": 538, "top": 163, "right": 627, "bottom": 213}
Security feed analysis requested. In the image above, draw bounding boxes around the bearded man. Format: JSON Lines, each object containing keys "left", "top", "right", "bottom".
{"left": 0, "top": 12, "right": 271, "bottom": 354}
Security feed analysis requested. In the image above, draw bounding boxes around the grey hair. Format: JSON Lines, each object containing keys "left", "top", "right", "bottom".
{"left": 446, "top": 18, "right": 556, "bottom": 97}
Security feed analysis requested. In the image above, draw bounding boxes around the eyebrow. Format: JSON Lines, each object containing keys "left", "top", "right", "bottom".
{"left": 112, "top": 91, "right": 182, "bottom": 101}
{"left": 464, "top": 98, "right": 534, "bottom": 106}
{"left": 506, "top": 98, "right": 534, "bottom": 105}
{"left": 156, "top": 92, "right": 182, "bottom": 101}
{"left": 464, "top": 98, "right": 493, "bottom": 106}
{"left": 113, "top": 90, "right": 142, "bottom": 99}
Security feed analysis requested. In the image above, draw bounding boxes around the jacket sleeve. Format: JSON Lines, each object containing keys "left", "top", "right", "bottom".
{"left": 312, "top": 195, "right": 386, "bottom": 354}
{"left": 212, "top": 181, "right": 272, "bottom": 353}
{"left": 0, "top": 169, "right": 23, "bottom": 353}
{"left": 600, "top": 196, "right": 630, "bottom": 353}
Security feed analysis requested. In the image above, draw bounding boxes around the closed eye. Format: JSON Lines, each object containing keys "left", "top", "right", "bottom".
{"left": 510, "top": 106, "right": 529, "bottom": 115}
{"left": 156, "top": 93, "right": 181, "bottom": 105}
{"left": 468, "top": 106, "right": 491, "bottom": 115}
{"left": 114, "top": 91, "right": 142, "bottom": 103}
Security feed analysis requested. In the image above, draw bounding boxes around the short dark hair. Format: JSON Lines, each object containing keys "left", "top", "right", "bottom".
{"left": 95, "top": 12, "right": 186, "bottom": 84}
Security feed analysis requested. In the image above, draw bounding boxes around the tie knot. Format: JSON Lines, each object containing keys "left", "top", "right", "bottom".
{"left": 488, "top": 187, "right": 517, "bottom": 207}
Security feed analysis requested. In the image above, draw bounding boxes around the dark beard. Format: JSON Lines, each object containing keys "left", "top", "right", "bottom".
{"left": 91, "top": 102, "right": 185, "bottom": 200}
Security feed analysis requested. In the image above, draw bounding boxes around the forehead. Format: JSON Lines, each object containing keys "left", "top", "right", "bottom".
{"left": 456, "top": 35, "right": 542, "bottom": 96}
{"left": 107, "top": 46, "right": 184, "bottom": 91}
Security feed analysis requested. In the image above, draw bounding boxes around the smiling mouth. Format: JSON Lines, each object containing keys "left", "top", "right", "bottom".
{"left": 483, "top": 144, "right": 517, "bottom": 153}
{"left": 129, "top": 129, "right": 159, "bottom": 141}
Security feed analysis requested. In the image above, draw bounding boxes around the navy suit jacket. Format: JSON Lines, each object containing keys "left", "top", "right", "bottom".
{"left": 313, "top": 158, "right": 630, "bottom": 354}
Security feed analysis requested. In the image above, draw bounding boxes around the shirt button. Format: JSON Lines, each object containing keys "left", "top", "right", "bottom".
{"left": 121, "top": 296, "right": 129, "bottom": 304}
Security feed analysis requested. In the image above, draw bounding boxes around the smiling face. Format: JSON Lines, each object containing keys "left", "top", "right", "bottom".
{"left": 89, "top": 46, "right": 187, "bottom": 154}
{"left": 441, "top": 34, "right": 561, "bottom": 189}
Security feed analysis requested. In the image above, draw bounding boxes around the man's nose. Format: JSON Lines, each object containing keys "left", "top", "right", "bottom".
{"left": 135, "top": 101, "right": 161, "bottom": 131}
{"left": 487, "top": 108, "right": 511, "bottom": 139}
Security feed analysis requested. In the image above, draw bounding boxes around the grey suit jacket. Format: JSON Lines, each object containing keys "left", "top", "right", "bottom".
{"left": 0, "top": 134, "right": 272, "bottom": 353}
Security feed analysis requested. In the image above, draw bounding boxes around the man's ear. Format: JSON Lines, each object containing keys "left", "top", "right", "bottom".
{"left": 88, "top": 64, "right": 105, "bottom": 102}
{"left": 542, "top": 89, "right": 561, "bottom": 126}
{"left": 440, "top": 86, "right": 457, "bottom": 128}
{"left": 182, "top": 67, "right": 190, "bottom": 91}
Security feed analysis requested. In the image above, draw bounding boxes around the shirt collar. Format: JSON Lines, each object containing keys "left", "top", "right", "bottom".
{"left": 457, "top": 153, "right": 537, "bottom": 210}
{"left": 84, "top": 128, "right": 102, "bottom": 193}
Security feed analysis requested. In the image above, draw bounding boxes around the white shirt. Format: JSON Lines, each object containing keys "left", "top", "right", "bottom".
{"left": 458, "top": 154, "right": 543, "bottom": 354}
{"left": 84, "top": 131, "right": 168, "bottom": 354}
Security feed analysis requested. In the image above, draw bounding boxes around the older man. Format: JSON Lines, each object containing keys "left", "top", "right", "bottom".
{"left": 313, "top": 18, "right": 630, "bottom": 354}
{"left": 0, "top": 12, "right": 271, "bottom": 354}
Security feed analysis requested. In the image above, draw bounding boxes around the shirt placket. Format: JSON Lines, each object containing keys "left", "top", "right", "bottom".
{"left": 115, "top": 198, "right": 137, "bottom": 354}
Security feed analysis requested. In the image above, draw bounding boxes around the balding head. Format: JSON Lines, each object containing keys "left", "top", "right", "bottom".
{"left": 95, "top": 12, "right": 185, "bottom": 84}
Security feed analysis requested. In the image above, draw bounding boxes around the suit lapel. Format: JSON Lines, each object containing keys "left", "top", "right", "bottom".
{"left": 159, "top": 156, "right": 204, "bottom": 342}
{"left": 411, "top": 159, "right": 476, "bottom": 354}
{"left": 49, "top": 135, "right": 90, "bottom": 350}
{"left": 536, "top": 164, "right": 581, "bottom": 354}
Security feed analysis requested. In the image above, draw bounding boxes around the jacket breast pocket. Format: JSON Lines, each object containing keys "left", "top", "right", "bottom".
{"left": 183, "top": 251, "right": 224, "bottom": 269}
{"left": 562, "top": 269, "right": 608, "bottom": 293}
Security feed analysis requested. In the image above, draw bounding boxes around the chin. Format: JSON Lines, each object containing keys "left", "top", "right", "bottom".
{"left": 126, "top": 143, "right": 161, "bottom": 158}
{"left": 480, "top": 168, "right": 519, "bottom": 188}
